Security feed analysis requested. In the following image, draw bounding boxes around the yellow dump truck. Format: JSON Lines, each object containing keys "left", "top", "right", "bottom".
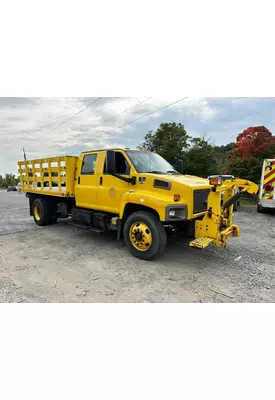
{"left": 18, "top": 149, "right": 258, "bottom": 260}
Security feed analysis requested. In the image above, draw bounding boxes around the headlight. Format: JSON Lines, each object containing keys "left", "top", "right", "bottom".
{"left": 169, "top": 210, "right": 176, "bottom": 217}
{"left": 166, "top": 206, "right": 187, "bottom": 220}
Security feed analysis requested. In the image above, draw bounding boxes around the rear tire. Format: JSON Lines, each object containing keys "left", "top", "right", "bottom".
{"left": 123, "top": 211, "right": 167, "bottom": 261}
{"left": 32, "top": 198, "right": 52, "bottom": 226}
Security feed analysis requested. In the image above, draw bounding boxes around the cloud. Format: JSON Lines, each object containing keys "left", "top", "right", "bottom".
{"left": 0, "top": 97, "right": 275, "bottom": 175}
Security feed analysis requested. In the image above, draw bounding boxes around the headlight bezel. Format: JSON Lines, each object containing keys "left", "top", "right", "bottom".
{"left": 165, "top": 205, "right": 188, "bottom": 221}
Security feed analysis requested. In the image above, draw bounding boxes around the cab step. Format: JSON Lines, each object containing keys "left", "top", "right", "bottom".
{"left": 69, "top": 222, "right": 89, "bottom": 230}
{"left": 69, "top": 221, "right": 104, "bottom": 234}
{"left": 189, "top": 237, "right": 214, "bottom": 249}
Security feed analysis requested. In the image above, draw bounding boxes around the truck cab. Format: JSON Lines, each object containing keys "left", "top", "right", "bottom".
{"left": 74, "top": 148, "right": 211, "bottom": 220}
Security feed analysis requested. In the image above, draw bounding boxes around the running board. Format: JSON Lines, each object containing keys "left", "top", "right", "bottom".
{"left": 189, "top": 237, "right": 214, "bottom": 249}
{"left": 69, "top": 222, "right": 104, "bottom": 234}
{"left": 69, "top": 222, "right": 89, "bottom": 230}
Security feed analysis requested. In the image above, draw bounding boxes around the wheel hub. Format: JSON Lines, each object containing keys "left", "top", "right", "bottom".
{"left": 129, "top": 222, "right": 152, "bottom": 251}
{"left": 134, "top": 231, "right": 143, "bottom": 242}
{"left": 34, "top": 204, "right": 41, "bottom": 221}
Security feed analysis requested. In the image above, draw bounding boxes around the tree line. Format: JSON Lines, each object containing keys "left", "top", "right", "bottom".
{"left": 138, "top": 123, "right": 275, "bottom": 182}
{"left": 0, "top": 173, "right": 19, "bottom": 188}
{"left": 1, "top": 123, "right": 275, "bottom": 187}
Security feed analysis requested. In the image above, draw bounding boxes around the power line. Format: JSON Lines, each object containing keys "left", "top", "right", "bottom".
{"left": 89, "top": 97, "right": 188, "bottom": 142}
{"left": 83, "top": 97, "right": 152, "bottom": 135}
{"left": 24, "top": 97, "right": 102, "bottom": 147}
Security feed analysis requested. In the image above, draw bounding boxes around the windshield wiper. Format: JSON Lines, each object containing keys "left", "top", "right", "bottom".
{"left": 166, "top": 170, "right": 181, "bottom": 175}
{"left": 147, "top": 170, "right": 181, "bottom": 175}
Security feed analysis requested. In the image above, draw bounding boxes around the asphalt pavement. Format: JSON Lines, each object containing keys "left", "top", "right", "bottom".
{"left": 0, "top": 190, "right": 37, "bottom": 236}
{"left": 1, "top": 190, "right": 275, "bottom": 302}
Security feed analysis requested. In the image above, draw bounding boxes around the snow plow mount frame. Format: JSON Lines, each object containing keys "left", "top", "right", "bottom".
{"left": 189, "top": 178, "right": 258, "bottom": 249}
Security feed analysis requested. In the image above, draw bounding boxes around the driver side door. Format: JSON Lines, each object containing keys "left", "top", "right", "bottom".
{"left": 97, "top": 151, "right": 132, "bottom": 214}
{"left": 75, "top": 152, "right": 99, "bottom": 209}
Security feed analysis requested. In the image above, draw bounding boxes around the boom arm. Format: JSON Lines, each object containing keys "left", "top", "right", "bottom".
{"left": 221, "top": 178, "right": 259, "bottom": 195}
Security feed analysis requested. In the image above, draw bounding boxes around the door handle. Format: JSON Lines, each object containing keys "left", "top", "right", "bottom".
{"left": 78, "top": 176, "right": 80, "bottom": 184}
{"left": 100, "top": 176, "right": 103, "bottom": 185}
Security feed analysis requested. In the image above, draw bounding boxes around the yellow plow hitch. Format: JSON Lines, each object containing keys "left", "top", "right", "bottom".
{"left": 190, "top": 237, "right": 214, "bottom": 249}
{"left": 189, "top": 178, "right": 257, "bottom": 249}
{"left": 220, "top": 224, "right": 240, "bottom": 239}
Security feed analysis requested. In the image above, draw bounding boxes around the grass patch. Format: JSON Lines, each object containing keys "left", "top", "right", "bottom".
{"left": 240, "top": 198, "right": 256, "bottom": 206}
{"left": 239, "top": 193, "right": 258, "bottom": 206}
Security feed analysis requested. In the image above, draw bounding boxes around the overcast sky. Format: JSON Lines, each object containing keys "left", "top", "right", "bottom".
{"left": 1, "top": 97, "right": 275, "bottom": 175}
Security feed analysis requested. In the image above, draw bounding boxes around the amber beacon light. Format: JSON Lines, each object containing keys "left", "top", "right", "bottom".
{"left": 209, "top": 176, "right": 222, "bottom": 186}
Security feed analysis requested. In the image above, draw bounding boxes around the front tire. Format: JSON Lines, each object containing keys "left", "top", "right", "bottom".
{"left": 123, "top": 211, "right": 167, "bottom": 261}
{"left": 32, "top": 198, "right": 52, "bottom": 226}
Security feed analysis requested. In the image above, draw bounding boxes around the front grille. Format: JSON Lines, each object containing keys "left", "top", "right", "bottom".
{"left": 193, "top": 189, "right": 210, "bottom": 214}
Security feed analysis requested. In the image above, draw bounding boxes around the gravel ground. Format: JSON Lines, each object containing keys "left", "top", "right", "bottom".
{"left": 0, "top": 191, "right": 275, "bottom": 303}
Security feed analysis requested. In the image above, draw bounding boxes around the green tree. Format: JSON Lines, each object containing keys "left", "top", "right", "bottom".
{"left": 138, "top": 122, "right": 190, "bottom": 168}
{"left": 138, "top": 130, "right": 155, "bottom": 152}
{"left": 213, "top": 142, "right": 234, "bottom": 172}
{"left": 0, "top": 173, "right": 19, "bottom": 188}
{"left": 227, "top": 156, "right": 263, "bottom": 182}
{"left": 184, "top": 136, "right": 220, "bottom": 178}
{"left": 0, "top": 174, "right": 3, "bottom": 187}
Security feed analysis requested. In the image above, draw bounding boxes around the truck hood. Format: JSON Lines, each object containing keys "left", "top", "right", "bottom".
{"left": 149, "top": 173, "right": 211, "bottom": 188}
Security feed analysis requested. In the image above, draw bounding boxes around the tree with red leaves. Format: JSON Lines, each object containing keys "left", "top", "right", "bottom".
{"left": 227, "top": 126, "right": 275, "bottom": 182}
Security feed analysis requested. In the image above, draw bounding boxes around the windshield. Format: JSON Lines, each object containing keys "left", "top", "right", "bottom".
{"left": 126, "top": 150, "right": 180, "bottom": 174}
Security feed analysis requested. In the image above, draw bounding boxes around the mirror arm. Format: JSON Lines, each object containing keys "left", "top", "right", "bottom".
{"left": 111, "top": 173, "right": 136, "bottom": 185}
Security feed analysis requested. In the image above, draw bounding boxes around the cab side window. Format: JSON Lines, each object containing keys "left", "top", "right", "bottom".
{"left": 81, "top": 153, "right": 98, "bottom": 175}
{"left": 104, "top": 152, "right": 130, "bottom": 175}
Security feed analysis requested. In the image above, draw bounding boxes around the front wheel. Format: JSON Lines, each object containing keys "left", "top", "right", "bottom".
{"left": 123, "top": 211, "right": 167, "bottom": 260}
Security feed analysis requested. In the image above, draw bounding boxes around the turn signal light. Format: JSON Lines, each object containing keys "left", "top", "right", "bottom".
{"left": 174, "top": 194, "right": 181, "bottom": 202}
{"left": 209, "top": 177, "right": 222, "bottom": 186}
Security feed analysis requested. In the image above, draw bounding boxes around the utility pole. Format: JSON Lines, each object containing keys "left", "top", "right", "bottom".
{"left": 23, "top": 147, "right": 27, "bottom": 161}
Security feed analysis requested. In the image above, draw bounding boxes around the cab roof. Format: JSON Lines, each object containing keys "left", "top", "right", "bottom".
{"left": 80, "top": 148, "right": 150, "bottom": 154}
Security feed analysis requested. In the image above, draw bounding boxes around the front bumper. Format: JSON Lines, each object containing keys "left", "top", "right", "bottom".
{"left": 259, "top": 199, "right": 275, "bottom": 208}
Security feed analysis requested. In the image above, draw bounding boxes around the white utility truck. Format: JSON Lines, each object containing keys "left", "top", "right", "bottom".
{"left": 257, "top": 159, "right": 275, "bottom": 213}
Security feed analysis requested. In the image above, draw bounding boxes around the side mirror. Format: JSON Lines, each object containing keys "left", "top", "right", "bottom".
{"left": 178, "top": 160, "right": 183, "bottom": 174}
{"left": 106, "top": 150, "right": 116, "bottom": 173}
